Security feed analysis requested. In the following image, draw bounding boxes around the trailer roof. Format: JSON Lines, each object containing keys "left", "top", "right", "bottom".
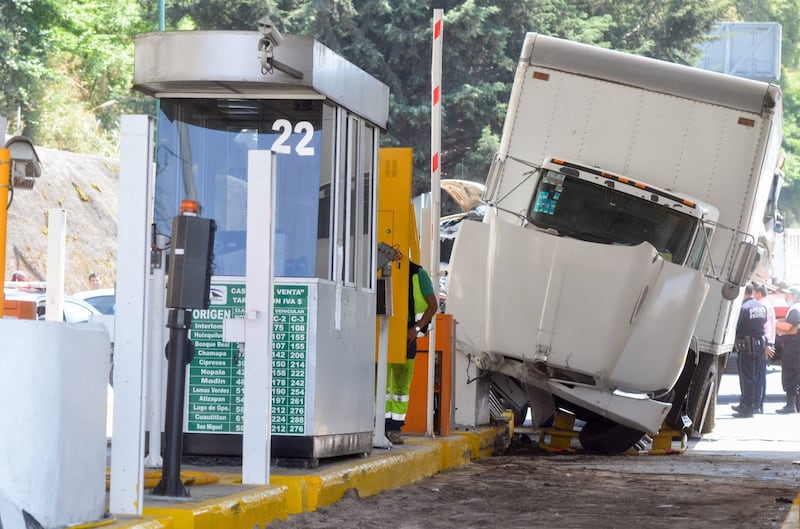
{"left": 523, "top": 33, "right": 780, "bottom": 116}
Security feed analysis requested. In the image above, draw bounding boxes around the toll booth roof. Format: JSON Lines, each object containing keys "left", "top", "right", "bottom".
{"left": 134, "top": 31, "right": 389, "bottom": 129}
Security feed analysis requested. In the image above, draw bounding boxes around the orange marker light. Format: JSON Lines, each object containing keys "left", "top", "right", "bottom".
{"left": 180, "top": 199, "right": 199, "bottom": 215}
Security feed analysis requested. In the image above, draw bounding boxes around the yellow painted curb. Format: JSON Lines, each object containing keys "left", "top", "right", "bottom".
{"left": 143, "top": 485, "right": 288, "bottom": 529}
{"left": 100, "top": 422, "right": 510, "bottom": 529}
{"left": 779, "top": 493, "right": 800, "bottom": 529}
{"left": 271, "top": 425, "right": 508, "bottom": 514}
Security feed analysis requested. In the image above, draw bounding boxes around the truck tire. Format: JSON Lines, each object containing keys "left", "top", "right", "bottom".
{"left": 686, "top": 353, "right": 718, "bottom": 437}
{"left": 578, "top": 417, "right": 646, "bottom": 454}
{"left": 663, "top": 349, "right": 697, "bottom": 430}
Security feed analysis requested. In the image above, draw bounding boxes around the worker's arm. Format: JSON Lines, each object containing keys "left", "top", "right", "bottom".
{"left": 417, "top": 293, "right": 438, "bottom": 330}
{"left": 407, "top": 294, "right": 437, "bottom": 343}
{"left": 777, "top": 307, "right": 800, "bottom": 336}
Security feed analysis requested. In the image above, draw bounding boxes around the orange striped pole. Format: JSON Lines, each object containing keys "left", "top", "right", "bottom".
{"left": 427, "top": 9, "right": 443, "bottom": 437}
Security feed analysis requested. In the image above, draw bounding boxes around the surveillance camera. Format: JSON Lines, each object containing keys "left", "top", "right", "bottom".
{"left": 4, "top": 135, "right": 42, "bottom": 189}
{"left": 257, "top": 17, "right": 284, "bottom": 48}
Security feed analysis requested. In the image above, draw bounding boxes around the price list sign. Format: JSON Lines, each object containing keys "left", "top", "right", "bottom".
{"left": 186, "top": 283, "right": 246, "bottom": 434}
{"left": 186, "top": 282, "right": 310, "bottom": 436}
{"left": 271, "top": 285, "right": 309, "bottom": 435}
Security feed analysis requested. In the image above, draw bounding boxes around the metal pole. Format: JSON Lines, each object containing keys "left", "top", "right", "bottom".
{"left": 373, "top": 315, "right": 391, "bottom": 448}
{"left": 241, "top": 150, "right": 275, "bottom": 485}
{"left": 144, "top": 233, "right": 168, "bottom": 468}
{"left": 0, "top": 146, "right": 9, "bottom": 317}
{"left": 45, "top": 209, "right": 67, "bottom": 321}
{"left": 427, "top": 8, "right": 444, "bottom": 437}
{"left": 152, "top": 308, "right": 191, "bottom": 497}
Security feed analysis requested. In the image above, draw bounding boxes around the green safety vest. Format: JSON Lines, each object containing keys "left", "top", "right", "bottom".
{"left": 408, "top": 262, "right": 428, "bottom": 322}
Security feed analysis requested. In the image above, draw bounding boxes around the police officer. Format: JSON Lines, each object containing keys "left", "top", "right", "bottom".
{"left": 775, "top": 287, "right": 800, "bottom": 414}
{"left": 733, "top": 284, "right": 767, "bottom": 418}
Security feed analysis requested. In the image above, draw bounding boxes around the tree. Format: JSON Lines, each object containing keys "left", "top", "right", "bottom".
{"left": 0, "top": 0, "right": 58, "bottom": 134}
{"left": 0, "top": 0, "right": 151, "bottom": 155}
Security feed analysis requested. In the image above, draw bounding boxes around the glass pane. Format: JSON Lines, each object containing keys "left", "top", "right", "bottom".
{"left": 527, "top": 169, "right": 699, "bottom": 266}
{"left": 316, "top": 104, "right": 336, "bottom": 280}
{"left": 155, "top": 99, "right": 327, "bottom": 278}
{"left": 344, "top": 117, "right": 358, "bottom": 285}
{"left": 360, "top": 125, "right": 375, "bottom": 289}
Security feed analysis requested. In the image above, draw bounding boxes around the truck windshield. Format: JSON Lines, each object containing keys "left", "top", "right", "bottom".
{"left": 527, "top": 169, "right": 699, "bottom": 266}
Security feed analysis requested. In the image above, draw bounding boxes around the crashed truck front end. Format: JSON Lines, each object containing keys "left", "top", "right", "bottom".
{"left": 447, "top": 218, "right": 708, "bottom": 435}
{"left": 446, "top": 160, "right": 712, "bottom": 444}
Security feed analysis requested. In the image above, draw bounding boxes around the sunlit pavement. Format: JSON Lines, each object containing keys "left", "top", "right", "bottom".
{"left": 691, "top": 365, "right": 800, "bottom": 461}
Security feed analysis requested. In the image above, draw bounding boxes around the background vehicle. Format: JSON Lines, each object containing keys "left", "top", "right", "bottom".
{"left": 4, "top": 289, "right": 102, "bottom": 322}
{"left": 73, "top": 288, "right": 116, "bottom": 315}
{"left": 446, "top": 33, "right": 784, "bottom": 452}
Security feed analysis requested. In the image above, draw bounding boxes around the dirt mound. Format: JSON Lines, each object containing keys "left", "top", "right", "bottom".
{"left": 4, "top": 146, "right": 119, "bottom": 294}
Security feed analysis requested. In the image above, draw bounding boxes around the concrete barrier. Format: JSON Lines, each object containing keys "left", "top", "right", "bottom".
{"left": 0, "top": 320, "right": 110, "bottom": 527}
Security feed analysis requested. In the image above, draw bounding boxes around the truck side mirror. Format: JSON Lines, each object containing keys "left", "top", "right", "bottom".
{"left": 722, "top": 241, "right": 760, "bottom": 299}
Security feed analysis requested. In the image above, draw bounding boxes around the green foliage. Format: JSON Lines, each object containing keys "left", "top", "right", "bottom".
{"left": 0, "top": 0, "right": 151, "bottom": 154}
{"left": 0, "top": 0, "right": 59, "bottom": 133}
{"left": 35, "top": 58, "right": 115, "bottom": 154}
{"left": 732, "top": 0, "right": 800, "bottom": 69}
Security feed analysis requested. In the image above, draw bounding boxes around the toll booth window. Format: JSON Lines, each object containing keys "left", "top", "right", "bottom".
{"left": 155, "top": 98, "right": 329, "bottom": 278}
{"left": 360, "top": 123, "right": 376, "bottom": 290}
{"left": 527, "top": 169, "right": 699, "bottom": 267}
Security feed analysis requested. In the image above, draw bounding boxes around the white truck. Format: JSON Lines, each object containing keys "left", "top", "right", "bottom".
{"left": 446, "top": 33, "right": 784, "bottom": 452}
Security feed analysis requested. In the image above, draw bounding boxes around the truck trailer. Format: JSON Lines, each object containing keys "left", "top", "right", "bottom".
{"left": 446, "top": 33, "right": 783, "bottom": 452}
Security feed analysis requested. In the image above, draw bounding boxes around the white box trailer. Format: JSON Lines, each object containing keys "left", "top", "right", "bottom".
{"left": 446, "top": 33, "right": 783, "bottom": 452}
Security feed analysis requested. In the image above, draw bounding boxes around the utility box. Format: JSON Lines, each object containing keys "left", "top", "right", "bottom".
{"left": 403, "top": 314, "right": 455, "bottom": 436}
{"left": 166, "top": 215, "right": 216, "bottom": 309}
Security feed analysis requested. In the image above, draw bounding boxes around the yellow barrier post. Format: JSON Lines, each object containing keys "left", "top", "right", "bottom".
{"left": 0, "top": 147, "right": 10, "bottom": 318}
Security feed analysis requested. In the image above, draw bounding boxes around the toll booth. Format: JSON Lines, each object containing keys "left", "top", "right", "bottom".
{"left": 133, "top": 29, "right": 389, "bottom": 463}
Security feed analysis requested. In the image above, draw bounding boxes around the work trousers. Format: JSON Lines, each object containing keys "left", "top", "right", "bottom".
{"left": 782, "top": 366, "right": 800, "bottom": 396}
{"left": 385, "top": 358, "right": 415, "bottom": 431}
{"left": 756, "top": 352, "right": 767, "bottom": 409}
{"left": 737, "top": 338, "right": 765, "bottom": 409}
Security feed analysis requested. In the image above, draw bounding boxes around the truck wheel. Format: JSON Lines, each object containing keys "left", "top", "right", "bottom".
{"left": 663, "top": 349, "right": 698, "bottom": 430}
{"left": 578, "top": 417, "right": 646, "bottom": 454}
{"left": 686, "top": 353, "right": 718, "bottom": 437}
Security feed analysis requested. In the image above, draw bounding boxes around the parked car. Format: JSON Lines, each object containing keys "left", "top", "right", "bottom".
{"left": 72, "top": 288, "right": 116, "bottom": 315}
{"left": 4, "top": 289, "right": 102, "bottom": 322}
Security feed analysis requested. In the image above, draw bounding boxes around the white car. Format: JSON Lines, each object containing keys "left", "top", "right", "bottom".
{"left": 4, "top": 289, "right": 102, "bottom": 322}
{"left": 72, "top": 288, "right": 116, "bottom": 315}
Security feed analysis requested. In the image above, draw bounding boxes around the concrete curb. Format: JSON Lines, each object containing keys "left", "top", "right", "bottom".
{"left": 780, "top": 494, "right": 799, "bottom": 529}
{"left": 104, "top": 422, "right": 511, "bottom": 529}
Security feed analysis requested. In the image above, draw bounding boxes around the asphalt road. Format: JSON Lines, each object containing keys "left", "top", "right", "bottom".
{"left": 268, "top": 368, "right": 800, "bottom": 529}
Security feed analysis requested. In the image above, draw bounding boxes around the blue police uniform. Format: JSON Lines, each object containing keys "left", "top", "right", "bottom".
{"left": 734, "top": 296, "right": 767, "bottom": 417}
{"left": 775, "top": 303, "right": 800, "bottom": 413}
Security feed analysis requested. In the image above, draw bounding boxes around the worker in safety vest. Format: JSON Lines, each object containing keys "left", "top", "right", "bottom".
{"left": 385, "top": 260, "right": 437, "bottom": 445}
